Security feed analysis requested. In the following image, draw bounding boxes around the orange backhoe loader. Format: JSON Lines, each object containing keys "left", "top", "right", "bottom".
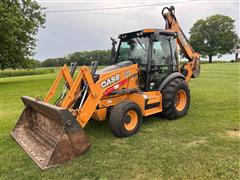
{"left": 11, "top": 6, "right": 200, "bottom": 170}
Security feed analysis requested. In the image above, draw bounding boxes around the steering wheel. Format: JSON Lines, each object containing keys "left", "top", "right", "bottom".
{"left": 129, "top": 57, "right": 143, "bottom": 66}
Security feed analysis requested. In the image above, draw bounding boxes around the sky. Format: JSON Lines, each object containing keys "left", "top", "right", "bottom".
{"left": 35, "top": 0, "right": 239, "bottom": 61}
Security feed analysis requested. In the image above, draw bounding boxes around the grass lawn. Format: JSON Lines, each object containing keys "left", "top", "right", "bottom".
{"left": 0, "top": 68, "right": 55, "bottom": 78}
{"left": 1, "top": 63, "right": 240, "bottom": 179}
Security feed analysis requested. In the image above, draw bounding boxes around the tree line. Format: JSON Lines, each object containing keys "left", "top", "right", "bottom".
{"left": 41, "top": 50, "right": 111, "bottom": 67}
{"left": 0, "top": 49, "right": 111, "bottom": 69}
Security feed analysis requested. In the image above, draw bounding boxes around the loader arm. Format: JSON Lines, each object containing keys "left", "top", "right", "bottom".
{"left": 44, "top": 64, "right": 139, "bottom": 128}
{"left": 71, "top": 64, "right": 138, "bottom": 127}
{"left": 162, "top": 6, "right": 200, "bottom": 82}
{"left": 44, "top": 64, "right": 74, "bottom": 103}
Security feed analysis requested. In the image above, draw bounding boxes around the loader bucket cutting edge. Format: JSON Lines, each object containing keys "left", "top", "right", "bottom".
{"left": 11, "top": 96, "right": 91, "bottom": 170}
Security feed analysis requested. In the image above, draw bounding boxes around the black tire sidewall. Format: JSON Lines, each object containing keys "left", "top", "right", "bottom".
{"left": 119, "top": 103, "right": 142, "bottom": 137}
{"left": 171, "top": 82, "right": 190, "bottom": 117}
{"left": 109, "top": 101, "right": 142, "bottom": 137}
{"left": 161, "top": 78, "right": 190, "bottom": 119}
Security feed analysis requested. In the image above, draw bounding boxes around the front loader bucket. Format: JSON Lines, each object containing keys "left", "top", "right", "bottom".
{"left": 11, "top": 96, "right": 91, "bottom": 170}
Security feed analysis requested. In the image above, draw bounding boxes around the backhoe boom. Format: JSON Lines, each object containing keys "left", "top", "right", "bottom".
{"left": 162, "top": 6, "right": 200, "bottom": 81}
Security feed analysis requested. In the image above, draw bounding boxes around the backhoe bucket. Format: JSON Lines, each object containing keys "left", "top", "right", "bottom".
{"left": 11, "top": 96, "right": 91, "bottom": 170}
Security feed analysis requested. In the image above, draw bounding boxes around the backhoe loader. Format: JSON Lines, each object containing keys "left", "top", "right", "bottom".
{"left": 11, "top": 6, "right": 200, "bottom": 170}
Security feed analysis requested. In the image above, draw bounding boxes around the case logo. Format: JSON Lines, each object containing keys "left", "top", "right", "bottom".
{"left": 101, "top": 74, "right": 120, "bottom": 88}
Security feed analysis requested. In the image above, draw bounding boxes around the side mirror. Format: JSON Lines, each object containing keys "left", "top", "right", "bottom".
{"left": 110, "top": 37, "right": 117, "bottom": 64}
{"left": 110, "top": 37, "right": 117, "bottom": 44}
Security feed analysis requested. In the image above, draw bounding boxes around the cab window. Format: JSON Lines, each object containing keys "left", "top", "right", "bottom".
{"left": 152, "top": 36, "right": 172, "bottom": 66}
{"left": 117, "top": 37, "right": 149, "bottom": 65}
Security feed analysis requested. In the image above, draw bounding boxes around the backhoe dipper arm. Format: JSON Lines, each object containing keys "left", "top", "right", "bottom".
{"left": 162, "top": 6, "right": 200, "bottom": 81}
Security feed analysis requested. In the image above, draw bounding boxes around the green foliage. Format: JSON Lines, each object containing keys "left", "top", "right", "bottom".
{"left": 0, "top": 0, "right": 45, "bottom": 70}
{"left": 189, "top": 14, "right": 238, "bottom": 63}
{"left": 1, "top": 63, "right": 239, "bottom": 179}
{"left": 41, "top": 50, "right": 111, "bottom": 67}
{"left": 20, "top": 58, "right": 41, "bottom": 69}
{"left": 0, "top": 68, "right": 54, "bottom": 78}
{"left": 41, "top": 57, "right": 66, "bottom": 67}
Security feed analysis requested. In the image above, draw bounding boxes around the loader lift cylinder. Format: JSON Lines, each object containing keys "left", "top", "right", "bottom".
{"left": 55, "top": 62, "right": 78, "bottom": 105}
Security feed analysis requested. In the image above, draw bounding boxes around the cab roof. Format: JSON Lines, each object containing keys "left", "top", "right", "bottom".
{"left": 118, "top": 29, "right": 176, "bottom": 40}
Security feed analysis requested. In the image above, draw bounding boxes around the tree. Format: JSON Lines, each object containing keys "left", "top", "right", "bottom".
{"left": 189, "top": 14, "right": 238, "bottom": 63}
{"left": 0, "top": 0, "right": 45, "bottom": 70}
{"left": 21, "top": 58, "right": 41, "bottom": 69}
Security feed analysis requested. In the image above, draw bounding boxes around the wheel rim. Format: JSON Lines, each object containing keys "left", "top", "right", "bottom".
{"left": 124, "top": 110, "right": 138, "bottom": 131}
{"left": 175, "top": 89, "right": 187, "bottom": 111}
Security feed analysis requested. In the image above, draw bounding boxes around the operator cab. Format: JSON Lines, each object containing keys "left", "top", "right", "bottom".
{"left": 115, "top": 29, "right": 179, "bottom": 91}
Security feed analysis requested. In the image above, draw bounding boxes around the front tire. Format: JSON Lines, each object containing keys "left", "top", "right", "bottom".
{"left": 109, "top": 101, "right": 142, "bottom": 138}
{"left": 161, "top": 78, "right": 190, "bottom": 119}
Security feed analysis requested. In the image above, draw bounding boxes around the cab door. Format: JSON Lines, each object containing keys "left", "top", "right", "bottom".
{"left": 148, "top": 35, "right": 178, "bottom": 90}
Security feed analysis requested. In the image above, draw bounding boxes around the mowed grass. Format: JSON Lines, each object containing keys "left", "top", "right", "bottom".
{"left": 0, "top": 68, "right": 55, "bottom": 78}
{"left": 0, "top": 63, "right": 239, "bottom": 179}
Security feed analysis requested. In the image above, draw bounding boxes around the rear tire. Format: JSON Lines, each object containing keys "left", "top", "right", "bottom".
{"left": 109, "top": 101, "right": 142, "bottom": 138}
{"left": 161, "top": 78, "right": 190, "bottom": 119}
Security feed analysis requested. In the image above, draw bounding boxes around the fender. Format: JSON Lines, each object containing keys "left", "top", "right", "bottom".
{"left": 158, "top": 72, "right": 185, "bottom": 91}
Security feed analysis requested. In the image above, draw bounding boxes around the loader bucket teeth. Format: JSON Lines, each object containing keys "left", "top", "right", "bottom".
{"left": 11, "top": 96, "right": 91, "bottom": 170}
